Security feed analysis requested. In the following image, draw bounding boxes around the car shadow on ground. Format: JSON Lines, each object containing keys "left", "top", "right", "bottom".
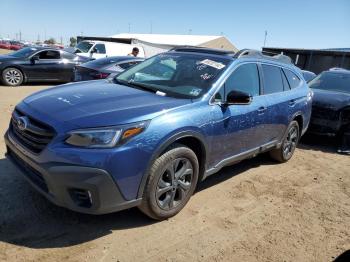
{"left": 0, "top": 138, "right": 337, "bottom": 249}
{"left": 299, "top": 133, "right": 339, "bottom": 154}
{"left": 0, "top": 153, "right": 277, "bottom": 249}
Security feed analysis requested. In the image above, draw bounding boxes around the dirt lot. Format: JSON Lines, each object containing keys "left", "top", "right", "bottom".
{"left": 0, "top": 49, "right": 11, "bottom": 55}
{"left": 0, "top": 84, "right": 349, "bottom": 262}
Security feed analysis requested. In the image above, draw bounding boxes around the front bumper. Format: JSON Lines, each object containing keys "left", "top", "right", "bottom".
{"left": 5, "top": 131, "right": 142, "bottom": 215}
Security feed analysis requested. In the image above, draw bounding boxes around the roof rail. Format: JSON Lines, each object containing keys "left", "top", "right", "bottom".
{"left": 170, "top": 46, "right": 235, "bottom": 56}
{"left": 329, "top": 67, "right": 349, "bottom": 71}
{"left": 233, "top": 49, "right": 292, "bottom": 64}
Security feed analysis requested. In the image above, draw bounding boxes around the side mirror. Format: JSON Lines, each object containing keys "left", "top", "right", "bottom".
{"left": 225, "top": 90, "right": 252, "bottom": 105}
{"left": 90, "top": 47, "right": 97, "bottom": 54}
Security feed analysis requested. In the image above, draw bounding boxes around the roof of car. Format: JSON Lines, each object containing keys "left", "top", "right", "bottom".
{"left": 24, "top": 46, "right": 63, "bottom": 51}
{"left": 170, "top": 46, "right": 235, "bottom": 56}
{"left": 326, "top": 68, "right": 350, "bottom": 74}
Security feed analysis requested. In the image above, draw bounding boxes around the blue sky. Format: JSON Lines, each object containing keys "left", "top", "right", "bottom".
{"left": 0, "top": 0, "right": 349, "bottom": 49}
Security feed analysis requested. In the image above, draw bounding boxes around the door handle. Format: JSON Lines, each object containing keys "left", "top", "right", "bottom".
{"left": 289, "top": 99, "right": 296, "bottom": 106}
{"left": 258, "top": 106, "right": 267, "bottom": 114}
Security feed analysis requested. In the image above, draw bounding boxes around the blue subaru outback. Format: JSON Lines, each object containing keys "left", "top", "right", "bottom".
{"left": 5, "top": 48, "right": 312, "bottom": 220}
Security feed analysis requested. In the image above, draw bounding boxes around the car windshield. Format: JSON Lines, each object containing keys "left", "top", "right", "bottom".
{"left": 75, "top": 42, "right": 93, "bottom": 53}
{"left": 309, "top": 72, "right": 350, "bottom": 94}
{"left": 115, "top": 53, "right": 231, "bottom": 98}
{"left": 9, "top": 47, "right": 38, "bottom": 58}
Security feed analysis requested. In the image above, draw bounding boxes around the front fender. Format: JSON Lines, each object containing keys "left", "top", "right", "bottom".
{"left": 136, "top": 128, "right": 208, "bottom": 199}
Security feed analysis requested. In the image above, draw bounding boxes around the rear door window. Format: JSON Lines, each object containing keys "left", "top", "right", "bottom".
{"left": 262, "top": 64, "right": 284, "bottom": 94}
{"left": 283, "top": 69, "right": 301, "bottom": 89}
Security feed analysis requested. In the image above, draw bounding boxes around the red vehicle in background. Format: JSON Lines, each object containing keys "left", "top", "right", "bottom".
{"left": 9, "top": 41, "right": 23, "bottom": 50}
{"left": 0, "top": 40, "right": 23, "bottom": 50}
{"left": 0, "top": 40, "right": 11, "bottom": 49}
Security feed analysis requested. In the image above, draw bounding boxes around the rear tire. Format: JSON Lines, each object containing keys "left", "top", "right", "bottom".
{"left": 2, "top": 67, "right": 24, "bottom": 86}
{"left": 270, "top": 120, "right": 300, "bottom": 162}
{"left": 139, "top": 144, "right": 199, "bottom": 220}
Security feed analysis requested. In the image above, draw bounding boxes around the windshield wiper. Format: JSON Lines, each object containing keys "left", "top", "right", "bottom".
{"left": 115, "top": 79, "right": 157, "bottom": 93}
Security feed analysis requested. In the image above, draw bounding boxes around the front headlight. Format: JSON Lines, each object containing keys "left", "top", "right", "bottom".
{"left": 65, "top": 121, "right": 149, "bottom": 148}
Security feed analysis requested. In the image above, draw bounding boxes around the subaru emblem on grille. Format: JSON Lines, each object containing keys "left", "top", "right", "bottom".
{"left": 16, "top": 116, "right": 29, "bottom": 131}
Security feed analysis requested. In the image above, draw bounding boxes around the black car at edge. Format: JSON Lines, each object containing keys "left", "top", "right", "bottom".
{"left": 0, "top": 47, "right": 90, "bottom": 86}
{"left": 308, "top": 69, "right": 350, "bottom": 153}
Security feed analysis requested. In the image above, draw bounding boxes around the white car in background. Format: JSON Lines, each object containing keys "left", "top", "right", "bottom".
{"left": 74, "top": 40, "right": 145, "bottom": 59}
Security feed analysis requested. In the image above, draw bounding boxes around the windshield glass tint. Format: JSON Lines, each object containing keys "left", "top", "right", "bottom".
{"left": 9, "top": 47, "right": 37, "bottom": 58}
{"left": 116, "top": 53, "right": 231, "bottom": 98}
{"left": 75, "top": 42, "right": 93, "bottom": 53}
{"left": 309, "top": 72, "right": 350, "bottom": 94}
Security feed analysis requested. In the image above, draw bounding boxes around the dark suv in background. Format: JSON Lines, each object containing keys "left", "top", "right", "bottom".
{"left": 5, "top": 48, "right": 312, "bottom": 220}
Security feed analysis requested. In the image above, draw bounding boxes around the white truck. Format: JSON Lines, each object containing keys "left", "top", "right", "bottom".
{"left": 74, "top": 40, "right": 145, "bottom": 59}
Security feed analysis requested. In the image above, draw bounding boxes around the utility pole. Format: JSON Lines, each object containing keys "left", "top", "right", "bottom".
{"left": 19, "top": 30, "right": 22, "bottom": 41}
{"left": 263, "top": 30, "right": 268, "bottom": 47}
{"left": 37, "top": 34, "right": 40, "bottom": 43}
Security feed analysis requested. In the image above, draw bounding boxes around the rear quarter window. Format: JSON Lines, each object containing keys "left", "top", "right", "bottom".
{"left": 283, "top": 69, "right": 301, "bottom": 89}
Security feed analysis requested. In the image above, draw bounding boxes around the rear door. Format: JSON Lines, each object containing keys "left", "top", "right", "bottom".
{"left": 260, "top": 64, "right": 292, "bottom": 143}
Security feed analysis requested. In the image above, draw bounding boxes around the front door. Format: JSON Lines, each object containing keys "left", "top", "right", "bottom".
{"left": 208, "top": 63, "right": 269, "bottom": 167}
{"left": 24, "top": 50, "right": 62, "bottom": 81}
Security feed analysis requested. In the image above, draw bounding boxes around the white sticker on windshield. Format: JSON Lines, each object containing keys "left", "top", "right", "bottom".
{"left": 199, "top": 59, "right": 225, "bottom": 70}
{"left": 156, "top": 91, "right": 166, "bottom": 96}
{"left": 190, "top": 88, "right": 201, "bottom": 96}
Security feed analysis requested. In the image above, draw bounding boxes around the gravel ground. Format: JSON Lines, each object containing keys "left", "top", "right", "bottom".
{"left": 0, "top": 84, "right": 349, "bottom": 262}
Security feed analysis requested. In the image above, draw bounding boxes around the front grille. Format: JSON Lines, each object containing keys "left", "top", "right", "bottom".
{"left": 10, "top": 109, "right": 55, "bottom": 154}
{"left": 8, "top": 147, "right": 49, "bottom": 192}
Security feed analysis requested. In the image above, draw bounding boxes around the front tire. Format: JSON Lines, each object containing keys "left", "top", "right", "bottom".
{"left": 2, "top": 67, "right": 24, "bottom": 86}
{"left": 270, "top": 120, "right": 300, "bottom": 162}
{"left": 139, "top": 144, "right": 199, "bottom": 220}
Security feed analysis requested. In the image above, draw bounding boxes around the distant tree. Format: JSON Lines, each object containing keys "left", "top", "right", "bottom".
{"left": 44, "top": 38, "right": 56, "bottom": 45}
{"left": 69, "top": 37, "right": 77, "bottom": 47}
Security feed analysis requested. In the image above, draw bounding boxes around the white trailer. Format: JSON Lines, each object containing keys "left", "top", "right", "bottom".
{"left": 76, "top": 34, "right": 238, "bottom": 58}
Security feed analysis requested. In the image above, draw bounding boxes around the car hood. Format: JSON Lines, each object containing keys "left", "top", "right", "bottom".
{"left": 0, "top": 55, "right": 17, "bottom": 61}
{"left": 22, "top": 80, "right": 191, "bottom": 128}
{"left": 312, "top": 88, "right": 350, "bottom": 110}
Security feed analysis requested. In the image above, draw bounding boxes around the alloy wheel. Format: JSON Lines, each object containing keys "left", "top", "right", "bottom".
{"left": 4, "top": 69, "right": 22, "bottom": 85}
{"left": 282, "top": 125, "right": 298, "bottom": 159}
{"left": 156, "top": 158, "right": 193, "bottom": 210}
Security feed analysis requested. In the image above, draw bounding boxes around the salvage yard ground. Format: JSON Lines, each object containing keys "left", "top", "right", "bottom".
{"left": 0, "top": 83, "right": 349, "bottom": 261}
{"left": 0, "top": 49, "right": 11, "bottom": 55}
